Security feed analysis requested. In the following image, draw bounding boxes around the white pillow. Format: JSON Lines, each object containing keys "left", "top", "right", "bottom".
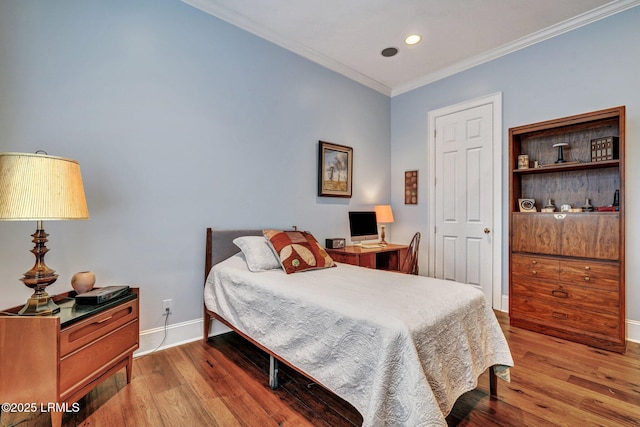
{"left": 233, "top": 236, "right": 282, "bottom": 272}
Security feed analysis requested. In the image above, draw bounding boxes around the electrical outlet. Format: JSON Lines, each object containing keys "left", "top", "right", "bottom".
{"left": 162, "top": 299, "right": 173, "bottom": 315}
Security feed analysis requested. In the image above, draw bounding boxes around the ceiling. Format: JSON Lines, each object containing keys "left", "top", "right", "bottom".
{"left": 182, "top": 0, "right": 640, "bottom": 96}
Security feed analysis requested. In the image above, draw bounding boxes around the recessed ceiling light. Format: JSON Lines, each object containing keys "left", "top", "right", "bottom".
{"left": 404, "top": 34, "right": 422, "bottom": 45}
{"left": 381, "top": 47, "right": 398, "bottom": 57}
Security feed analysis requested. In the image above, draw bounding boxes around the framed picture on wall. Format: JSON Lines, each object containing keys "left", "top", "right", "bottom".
{"left": 318, "top": 141, "right": 353, "bottom": 198}
{"left": 405, "top": 170, "right": 418, "bottom": 204}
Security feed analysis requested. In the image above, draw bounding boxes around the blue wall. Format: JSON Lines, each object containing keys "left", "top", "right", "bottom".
{"left": 391, "top": 6, "right": 640, "bottom": 327}
{"left": 0, "top": 0, "right": 390, "bottom": 331}
{"left": 2, "top": 0, "right": 638, "bottom": 342}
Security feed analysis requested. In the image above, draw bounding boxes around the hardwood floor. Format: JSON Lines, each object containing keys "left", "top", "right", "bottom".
{"left": 3, "top": 311, "right": 639, "bottom": 426}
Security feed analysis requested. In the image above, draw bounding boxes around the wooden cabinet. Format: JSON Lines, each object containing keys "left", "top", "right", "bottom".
{"left": 508, "top": 107, "right": 625, "bottom": 353}
{"left": 326, "top": 244, "right": 408, "bottom": 272}
{"left": 0, "top": 289, "right": 139, "bottom": 426}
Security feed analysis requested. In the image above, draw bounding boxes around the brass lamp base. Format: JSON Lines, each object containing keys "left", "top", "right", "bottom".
{"left": 18, "top": 290, "right": 60, "bottom": 316}
{"left": 17, "top": 223, "right": 60, "bottom": 316}
{"left": 379, "top": 225, "right": 388, "bottom": 246}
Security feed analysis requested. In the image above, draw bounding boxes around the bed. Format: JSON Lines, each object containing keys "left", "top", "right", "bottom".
{"left": 203, "top": 228, "right": 513, "bottom": 426}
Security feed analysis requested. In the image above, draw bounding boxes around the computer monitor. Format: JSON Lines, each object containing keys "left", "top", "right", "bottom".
{"left": 348, "top": 211, "right": 379, "bottom": 243}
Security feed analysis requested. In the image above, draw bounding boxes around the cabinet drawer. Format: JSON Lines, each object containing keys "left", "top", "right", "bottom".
{"left": 60, "top": 299, "right": 138, "bottom": 357}
{"left": 560, "top": 259, "right": 619, "bottom": 291}
{"left": 357, "top": 254, "right": 376, "bottom": 269}
{"left": 60, "top": 319, "right": 138, "bottom": 399}
{"left": 511, "top": 254, "right": 558, "bottom": 281}
{"left": 327, "top": 251, "right": 352, "bottom": 264}
{"left": 511, "top": 280, "right": 619, "bottom": 316}
{"left": 511, "top": 296, "right": 619, "bottom": 337}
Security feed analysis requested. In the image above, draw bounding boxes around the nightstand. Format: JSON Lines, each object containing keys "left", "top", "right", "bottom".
{"left": 0, "top": 288, "right": 139, "bottom": 427}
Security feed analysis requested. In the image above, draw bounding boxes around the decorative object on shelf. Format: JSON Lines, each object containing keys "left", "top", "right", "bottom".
{"left": 374, "top": 205, "right": 394, "bottom": 245}
{"left": 517, "top": 154, "right": 529, "bottom": 169}
{"left": 582, "top": 199, "right": 594, "bottom": 212}
{"left": 404, "top": 170, "right": 418, "bottom": 204}
{"left": 318, "top": 141, "right": 353, "bottom": 198}
{"left": 0, "top": 152, "right": 90, "bottom": 315}
{"left": 560, "top": 204, "right": 571, "bottom": 212}
{"left": 543, "top": 199, "right": 556, "bottom": 212}
{"left": 518, "top": 199, "right": 536, "bottom": 212}
{"left": 553, "top": 142, "right": 569, "bottom": 163}
{"left": 590, "top": 136, "right": 619, "bottom": 162}
{"left": 613, "top": 189, "right": 619, "bottom": 211}
{"left": 71, "top": 271, "right": 96, "bottom": 294}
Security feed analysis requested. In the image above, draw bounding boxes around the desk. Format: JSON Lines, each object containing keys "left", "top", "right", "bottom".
{"left": 326, "top": 244, "right": 408, "bottom": 272}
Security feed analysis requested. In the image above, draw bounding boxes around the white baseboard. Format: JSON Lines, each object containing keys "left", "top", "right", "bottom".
{"left": 134, "top": 317, "right": 229, "bottom": 357}
{"left": 135, "top": 304, "right": 639, "bottom": 357}
{"left": 627, "top": 319, "right": 640, "bottom": 344}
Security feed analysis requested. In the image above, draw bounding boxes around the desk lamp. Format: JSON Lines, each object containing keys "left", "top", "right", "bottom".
{"left": 374, "top": 205, "right": 394, "bottom": 246}
{"left": 0, "top": 152, "right": 89, "bottom": 315}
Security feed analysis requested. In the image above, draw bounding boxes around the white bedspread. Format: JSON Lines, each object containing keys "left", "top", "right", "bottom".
{"left": 205, "top": 254, "right": 513, "bottom": 426}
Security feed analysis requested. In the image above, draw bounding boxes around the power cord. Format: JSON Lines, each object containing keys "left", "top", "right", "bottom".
{"left": 145, "top": 307, "right": 170, "bottom": 356}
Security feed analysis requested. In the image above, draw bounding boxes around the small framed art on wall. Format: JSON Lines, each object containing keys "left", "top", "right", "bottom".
{"left": 405, "top": 170, "right": 418, "bottom": 204}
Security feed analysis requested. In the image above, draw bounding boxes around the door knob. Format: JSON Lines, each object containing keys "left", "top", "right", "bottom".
{"left": 484, "top": 228, "right": 491, "bottom": 234}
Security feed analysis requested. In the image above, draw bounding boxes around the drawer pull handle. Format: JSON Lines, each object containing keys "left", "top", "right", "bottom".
{"left": 554, "top": 214, "right": 566, "bottom": 220}
{"left": 584, "top": 276, "right": 590, "bottom": 282}
{"left": 584, "top": 266, "right": 590, "bottom": 271}
{"left": 532, "top": 270, "right": 537, "bottom": 275}
{"left": 96, "top": 316, "right": 113, "bottom": 324}
{"left": 531, "top": 260, "right": 537, "bottom": 265}
{"left": 552, "top": 311, "right": 568, "bottom": 320}
{"left": 552, "top": 290, "right": 568, "bottom": 298}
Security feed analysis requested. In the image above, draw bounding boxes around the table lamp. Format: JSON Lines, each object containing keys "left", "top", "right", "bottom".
{"left": 0, "top": 152, "right": 89, "bottom": 315}
{"left": 374, "top": 204, "right": 394, "bottom": 246}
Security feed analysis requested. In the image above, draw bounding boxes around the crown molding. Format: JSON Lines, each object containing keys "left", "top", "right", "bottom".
{"left": 392, "top": 0, "right": 640, "bottom": 96}
{"left": 182, "top": 0, "right": 640, "bottom": 98}
{"left": 181, "top": 0, "right": 392, "bottom": 96}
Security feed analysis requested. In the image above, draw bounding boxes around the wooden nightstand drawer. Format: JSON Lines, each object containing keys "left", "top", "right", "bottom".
{"left": 560, "top": 259, "right": 619, "bottom": 291}
{"left": 60, "top": 298, "right": 138, "bottom": 357}
{"left": 511, "top": 295, "right": 620, "bottom": 337}
{"left": 60, "top": 320, "right": 138, "bottom": 399}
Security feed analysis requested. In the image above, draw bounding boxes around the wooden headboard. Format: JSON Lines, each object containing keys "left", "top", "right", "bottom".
{"left": 204, "top": 228, "right": 263, "bottom": 284}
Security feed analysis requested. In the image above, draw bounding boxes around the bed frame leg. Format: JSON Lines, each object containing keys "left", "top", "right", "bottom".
{"left": 269, "top": 355, "right": 279, "bottom": 389}
{"left": 489, "top": 367, "right": 497, "bottom": 398}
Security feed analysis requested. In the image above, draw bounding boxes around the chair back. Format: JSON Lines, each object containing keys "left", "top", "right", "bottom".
{"left": 401, "top": 232, "right": 421, "bottom": 275}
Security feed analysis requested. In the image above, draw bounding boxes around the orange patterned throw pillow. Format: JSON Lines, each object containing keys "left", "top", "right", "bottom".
{"left": 263, "top": 229, "right": 336, "bottom": 274}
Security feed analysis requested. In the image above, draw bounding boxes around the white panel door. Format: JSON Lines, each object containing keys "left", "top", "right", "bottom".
{"left": 434, "top": 103, "right": 493, "bottom": 301}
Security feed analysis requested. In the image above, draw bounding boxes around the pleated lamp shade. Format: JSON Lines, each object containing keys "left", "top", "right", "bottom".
{"left": 0, "top": 152, "right": 89, "bottom": 221}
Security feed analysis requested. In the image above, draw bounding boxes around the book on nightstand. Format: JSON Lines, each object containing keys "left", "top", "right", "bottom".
{"left": 75, "top": 285, "right": 131, "bottom": 305}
